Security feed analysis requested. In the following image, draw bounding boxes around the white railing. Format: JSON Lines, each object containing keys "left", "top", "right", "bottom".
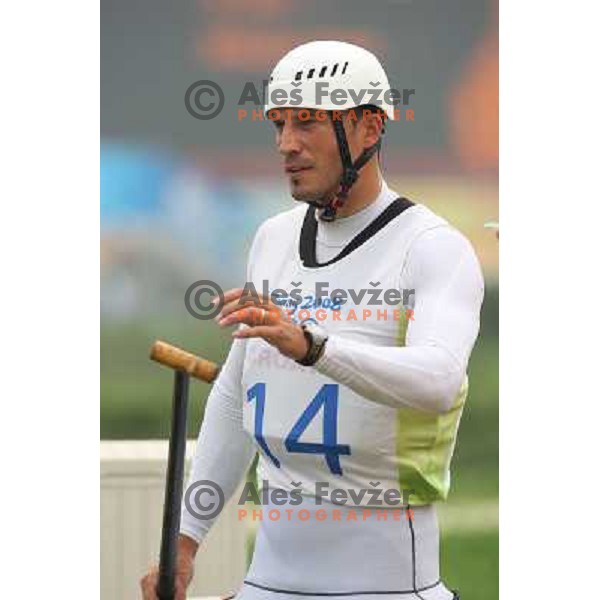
{"left": 101, "top": 441, "right": 246, "bottom": 600}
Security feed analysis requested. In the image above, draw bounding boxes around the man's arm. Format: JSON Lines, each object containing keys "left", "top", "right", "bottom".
{"left": 178, "top": 221, "right": 268, "bottom": 543}
{"left": 314, "top": 226, "right": 484, "bottom": 413}
{"left": 180, "top": 338, "right": 256, "bottom": 543}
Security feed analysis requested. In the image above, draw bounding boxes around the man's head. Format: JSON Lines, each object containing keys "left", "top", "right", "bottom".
{"left": 270, "top": 107, "right": 385, "bottom": 205}
{"left": 265, "top": 41, "right": 395, "bottom": 220}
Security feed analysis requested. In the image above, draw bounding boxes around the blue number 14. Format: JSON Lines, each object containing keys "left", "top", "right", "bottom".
{"left": 246, "top": 383, "right": 351, "bottom": 475}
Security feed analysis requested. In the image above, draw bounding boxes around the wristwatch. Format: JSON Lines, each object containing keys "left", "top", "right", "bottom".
{"left": 296, "top": 322, "right": 329, "bottom": 366}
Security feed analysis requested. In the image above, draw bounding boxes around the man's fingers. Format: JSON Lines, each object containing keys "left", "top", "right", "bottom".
{"left": 218, "top": 298, "right": 269, "bottom": 321}
{"left": 140, "top": 571, "right": 158, "bottom": 599}
{"left": 221, "top": 287, "right": 246, "bottom": 304}
{"left": 220, "top": 305, "right": 282, "bottom": 327}
{"left": 218, "top": 289, "right": 283, "bottom": 320}
{"left": 232, "top": 324, "right": 281, "bottom": 340}
{"left": 140, "top": 563, "right": 193, "bottom": 600}
{"left": 221, "top": 287, "right": 270, "bottom": 307}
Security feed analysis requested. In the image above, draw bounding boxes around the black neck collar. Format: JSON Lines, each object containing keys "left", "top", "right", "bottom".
{"left": 298, "top": 196, "right": 415, "bottom": 268}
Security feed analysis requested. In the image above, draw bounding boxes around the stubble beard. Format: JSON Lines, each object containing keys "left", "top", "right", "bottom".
{"left": 289, "top": 176, "right": 338, "bottom": 207}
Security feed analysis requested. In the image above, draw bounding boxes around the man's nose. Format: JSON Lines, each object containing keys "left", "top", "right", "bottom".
{"left": 278, "top": 123, "right": 301, "bottom": 156}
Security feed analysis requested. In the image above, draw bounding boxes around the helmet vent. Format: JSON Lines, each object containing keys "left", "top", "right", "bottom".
{"left": 307, "top": 68, "right": 315, "bottom": 79}
{"left": 294, "top": 71, "right": 303, "bottom": 81}
{"left": 319, "top": 66, "right": 327, "bottom": 77}
{"left": 330, "top": 63, "right": 339, "bottom": 77}
{"left": 341, "top": 61, "right": 349, "bottom": 75}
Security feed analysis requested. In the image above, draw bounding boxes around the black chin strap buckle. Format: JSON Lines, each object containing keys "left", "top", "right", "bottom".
{"left": 319, "top": 204, "right": 337, "bottom": 222}
{"left": 318, "top": 168, "right": 356, "bottom": 221}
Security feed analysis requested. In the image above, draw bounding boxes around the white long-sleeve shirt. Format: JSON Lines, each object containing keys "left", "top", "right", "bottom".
{"left": 316, "top": 223, "right": 483, "bottom": 413}
{"left": 180, "top": 182, "right": 483, "bottom": 595}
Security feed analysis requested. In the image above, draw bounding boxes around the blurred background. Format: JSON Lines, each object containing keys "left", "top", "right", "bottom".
{"left": 101, "top": 0, "right": 498, "bottom": 597}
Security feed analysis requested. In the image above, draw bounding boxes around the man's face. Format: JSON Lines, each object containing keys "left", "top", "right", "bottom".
{"left": 270, "top": 108, "right": 366, "bottom": 204}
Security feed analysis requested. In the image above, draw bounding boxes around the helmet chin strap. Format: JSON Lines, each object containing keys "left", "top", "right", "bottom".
{"left": 316, "top": 113, "right": 382, "bottom": 222}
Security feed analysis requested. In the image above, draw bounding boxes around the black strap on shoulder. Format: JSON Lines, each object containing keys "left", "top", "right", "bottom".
{"left": 299, "top": 196, "right": 415, "bottom": 268}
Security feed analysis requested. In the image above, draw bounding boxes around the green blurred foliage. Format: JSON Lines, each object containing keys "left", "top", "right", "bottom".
{"left": 442, "top": 529, "right": 499, "bottom": 599}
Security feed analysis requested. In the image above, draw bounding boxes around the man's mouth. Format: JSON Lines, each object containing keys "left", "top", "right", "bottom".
{"left": 285, "top": 165, "right": 312, "bottom": 174}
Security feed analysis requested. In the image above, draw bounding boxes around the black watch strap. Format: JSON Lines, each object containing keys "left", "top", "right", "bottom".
{"left": 296, "top": 324, "right": 328, "bottom": 366}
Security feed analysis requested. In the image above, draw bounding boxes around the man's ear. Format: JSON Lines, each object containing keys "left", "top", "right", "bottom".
{"left": 362, "top": 110, "right": 384, "bottom": 148}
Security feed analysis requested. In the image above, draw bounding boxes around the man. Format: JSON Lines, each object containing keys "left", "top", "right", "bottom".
{"left": 142, "top": 40, "right": 483, "bottom": 600}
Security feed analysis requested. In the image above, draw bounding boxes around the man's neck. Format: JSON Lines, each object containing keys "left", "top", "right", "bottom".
{"left": 331, "top": 163, "right": 383, "bottom": 219}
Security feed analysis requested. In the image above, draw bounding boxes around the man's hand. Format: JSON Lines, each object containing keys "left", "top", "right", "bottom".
{"left": 140, "top": 535, "right": 197, "bottom": 599}
{"left": 216, "top": 288, "right": 309, "bottom": 361}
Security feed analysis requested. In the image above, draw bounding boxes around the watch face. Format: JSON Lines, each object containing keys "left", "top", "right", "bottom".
{"left": 305, "top": 323, "right": 327, "bottom": 343}
{"left": 298, "top": 322, "right": 328, "bottom": 366}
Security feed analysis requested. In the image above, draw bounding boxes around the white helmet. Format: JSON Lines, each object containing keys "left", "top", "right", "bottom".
{"left": 265, "top": 41, "right": 395, "bottom": 220}
{"left": 265, "top": 40, "right": 395, "bottom": 119}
